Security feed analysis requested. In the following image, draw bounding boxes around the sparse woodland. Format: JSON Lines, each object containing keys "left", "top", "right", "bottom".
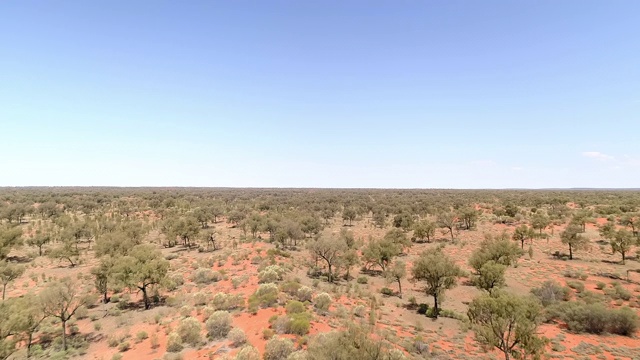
{"left": 0, "top": 187, "right": 639, "bottom": 360}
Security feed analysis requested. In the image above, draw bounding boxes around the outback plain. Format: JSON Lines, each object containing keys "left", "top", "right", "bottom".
{"left": 1, "top": 188, "right": 639, "bottom": 360}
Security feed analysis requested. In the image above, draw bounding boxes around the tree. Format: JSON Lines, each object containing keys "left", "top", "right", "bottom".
{"left": 512, "top": 225, "right": 535, "bottom": 249}
{"left": 437, "top": 211, "right": 457, "bottom": 241}
{"left": 571, "top": 209, "right": 594, "bottom": 232}
{"left": 340, "top": 248, "right": 360, "bottom": 281}
{"left": 468, "top": 292, "right": 547, "bottom": 360}
{"left": 609, "top": 229, "right": 636, "bottom": 265}
{"left": 91, "top": 256, "right": 115, "bottom": 303}
{"left": 413, "top": 219, "right": 436, "bottom": 242}
{"left": 0, "top": 298, "right": 21, "bottom": 359}
{"left": 39, "top": 277, "right": 91, "bottom": 351}
{"left": 560, "top": 224, "right": 588, "bottom": 260}
{"left": 26, "top": 232, "right": 50, "bottom": 257}
{"left": 0, "top": 226, "right": 23, "bottom": 260}
{"left": 618, "top": 213, "right": 638, "bottom": 236}
{"left": 308, "top": 236, "right": 346, "bottom": 283}
{"left": 469, "top": 232, "right": 523, "bottom": 275}
{"left": 412, "top": 248, "right": 463, "bottom": 318}
{"left": 200, "top": 228, "right": 220, "bottom": 251}
{"left": 48, "top": 239, "right": 80, "bottom": 267}
{"left": 94, "top": 231, "right": 137, "bottom": 258}
{"left": 383, "top": 228, "right": 411, "bottom": 253}
{"left": 474, "top": 261, "right": 506, "bottom": 294}
{"left": 342, "top": 208, "right": 357, "bottom": 226}
{"left": 530, "top": 213, "right": 550, "bottom": 235}
{"left": 372, "top": 211, "right": 386, "bottom": 229}
{"left": 362, "top": 238, "right": 402, "bottom": 273}
{"left": 459, "top": 206, "right": 481, "bottom": 230}
{"left": 113, "top": 244, "right": 170, "bottom": 309}
{"left": 384, "top": 260, "right": 406, "bottom": 298}
{"left": 0, "top": 262, "right": 25, "bottom": 300}
{"left": 11, "top": 294, "right": 47, "bottom": 357}
{"left": 392, "top": 213, "right": 414, "bottom": 231}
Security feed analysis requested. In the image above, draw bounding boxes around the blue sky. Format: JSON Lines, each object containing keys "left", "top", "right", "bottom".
{"left": 1, "top": 1, "right": 639, "bottom": 188}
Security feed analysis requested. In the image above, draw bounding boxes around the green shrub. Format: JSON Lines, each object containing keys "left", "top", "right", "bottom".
{"left": 297, "top": 286, "right": 313, "bottom": 302}
{"left": 546, "top": 302, "right": 639, "bottom": 336}
{"left": 228, "top": 327, "right": 247, "bottom": 347}
{"left": 531, "top": 281, "right": 572, "bottom": 306}
{"left": 205, "top": 311, "right": 231, "bottom": 339}
{"left": 177, "top": 317, "right": 202, "bottom": 346}
{"left": 417, "top": 303, "right": 429, "bottom": 315}
{"left": 249, "top": 283, "right": 279, "bottom": 308}
{"left": 314, "top": 293, "right": 332, "bottom": 313}
{"left": 191, "top": 268, "right": 222, "bottom": 284}
{"left": 380, "top": 287, "right": 394, "bottom": 296}
{"left": 288, "top": 314, "right": 311, "bottom": 336}
{"left": 166, "top": 332, "right": 183, "bottom": 352}
{"left": 595, "top": 282, "right": 606, "bottom": 290}
{"left": 264, "top": 337, "right": 295, "bottom": 360}
{"left": 286, "top": 301, "right": 306, "bottom": 315}
{"left": 236, "top": 346, "right": 261, "bottom": 360}
{"left": 136, "top": 331, "right": 148, "bottom": 343}
{"left": 118, "top": 341, "right": 130, "bottom": 352}
{"left": 357, "top": 276, "right": 368, "bottom": 284}
{"left": 566, "top": 280, "right": 585, "bottom": 293}
{"left": 211, "top": 292, "right": 245, "bottom": 311}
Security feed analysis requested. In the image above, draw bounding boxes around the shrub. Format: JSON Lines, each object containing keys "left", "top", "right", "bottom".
{"left": 546, "top": 302, "right": 639, "bottom": 336}
{"left": 177, "top": 317, "right": 202, "bottom": 346}
{"left": 286, "top": 301, "right": 306, "bottom": 315}
{"left": 314, "top": 293, "right": 332, "bottom": 313}
{"left": 288, "top": 314, "right": 311, "bottom": 336}
{"left": 280, "top": 281, "right": 302, "bottom": 297}
{"left": 357, "top": 276, "right": 368, "bottom": 284}
{"left": 258, "top": 265, "right": 285, "bottom": 284}
{"left": 608, "top": 307, "right": 638, "bottom": 336}
{"left": 166, "top": 332, "right": 183, "bottom": 352}
{"left": 297, "top": 286, "right": 313, "bottom": 302}
{"left": 566, "top": 280, "right": 585, "bottom": 293}
{"left": 118, "top": 341, "right": 130, "bottom": 352}
{"left": 263, "top": 328, "right": 275, "bottom": 340}
{"left": 193, "top": 292, "right": 210, "bottom": 306}
{"left": 236, "top": 346, "right": 261, "bottom": 360}
{"left": 353, "top": 305, "right": 366, "bottom": 318}
{"left": 287, "top": 351, "right": 308, "bottom": 360}
{"left": 191, "top": 268, "right": 222, "bottom": 284}
{"left": 417, "top": 303, "right": 429, "bottom": 315}
{"left": 595, "top": 281, "right": 606, "bottom": 290}
{"left": 136, "top": 331, "right": 148, "bottom": 343}
{"left": 613, "top": 285, "right": 632, "bottom": 301}
{"left": 531, "top": 281, "right": 572, "bottom": 306}
{"left": 206, "top": 311, "right": 231, "bottom": 339}
{"left": 228, "top": 327, "right": 247, "bottom": 347}
{"left": 211, "top": 292, "right": 245, "bottom": 311}
{"left": 249, "top": 283, "right": 279, "bottom": 308}
{"left": 264, "top": 337, "right": 295, "bottom": 360}
{"left": 380, "top": 287, "right": 394, "bottom": 296}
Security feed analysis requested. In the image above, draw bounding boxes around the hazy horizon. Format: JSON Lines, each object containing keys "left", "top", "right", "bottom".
{"left": 2, "top": 1, "right": 639, "bottom": 188}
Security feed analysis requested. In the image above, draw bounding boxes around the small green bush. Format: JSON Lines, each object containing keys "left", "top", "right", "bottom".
{"left": 357, "top": 276, "right": 368, "bottom": 284}
{"left": 205, "top": 311, "right": 231, "bottom": 339}
{"left": 166, "top": 332, "right": 183, "bottom": 352}
{"left": 177, "top": 317, "right": 202, "bottom": 346}
{"left": 313, "top": 293, "right": 332, "bottom": 313}
{"left": 286, "top": 301, "right": 306, "bottom": 315}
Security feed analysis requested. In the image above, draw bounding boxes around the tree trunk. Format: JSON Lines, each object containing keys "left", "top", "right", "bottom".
{"left": 621, "top": 251, "right": 626, "bottom": 265}
{"left": 62, "top": 319, "right": 67, "bottom": 350}
{"left": 449, "top": 229, "right": 454, "bottom": 242}
{"left": 2, "top": 283, "right": 6, "bottom": 300}
{"left": 141, "top": 286, "right": 150, "bottom": 309}
{"left": 327, "top": 264, "right": 333, "bottom": 283}
{"left": 433, "top": 294, "right": 439, "bottom": 318}
{"left": 27, "top": 331, "right": 33, "bottom": 358}
{"left": 397, "top": 279, "right": 402, "bottom": 298}
{"left": 569, "top": 245, "right": 573, "bottom": 260}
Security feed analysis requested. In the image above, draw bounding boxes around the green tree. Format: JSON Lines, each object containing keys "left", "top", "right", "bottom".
{"left": 91, "top": 256, "right": 116, "bottom": 303}
{"left": 571, "top": 209, "right": 594, "bottom": 232}
{"left": 0, "top": 226, "right": 23, "bottom": 260}
{"left": 383, "top": 228, "right": 411, "bottom": 252}
{"left": 342, "top": 208, "right": 357, "bottom": 226}
{"left": 530, "top": 213, "right": 550, "bottom": 235}
{"left": 362, "top": 238, "right": 402, "bottom": 273}
{"left": 459, "top": 206, "right": 481, "bottom": 230}
{"left": 11, "top": 294, "right": 47, "bottom": 357}
{"left": 39, "top": 277, "right": 92, "bottom": 351}
{"left": 412, "top": 248, "right": 463, "bottom": 318}
{"left": 372, "top": 211, "right": 386, "bottom": 229}
{"left": 0, "top": 262, "right": 25, "bottom": 300}
{"left": 48, "top": 239, "right": 80, "bottom": 267}
{"left": 469, "top": 232, "right": 523, "bottom": 274}
{"left": 384, "top": 260, "right": 406, "bottom": 298}
{"left": 26, "top": 231, "right": 51, "bottom": 257}
{"left": 113, "top": 244, "right": 170, "bottom": 309}
{"left": 512, "top": 224, "right": 536, "bottom": 249}
{"left": 560, "top": 224, "right": 588, "bottom": 260}
{"left": 468, "top": 292, "right": 547, "bottom": 360}
{"left": 609, "top": 229, "right": 636, "bottom": 265}
{"left": 413, "top": 219, "right": 436, "bottom": 242}
{"left": 437, "top": 211, "right": 457, "bottom": 241}
{"left": 308, "top": 236, "right": 346, "bottom": 283}
{"left": 474, "top": 261, "right": 506, "bottom": 294}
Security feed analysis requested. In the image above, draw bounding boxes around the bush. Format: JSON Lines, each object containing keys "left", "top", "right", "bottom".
{"left": 177, "top": 317, "right": 202, "bottom": 346}
{"left": 595, "top": 281, "right": 606, "bottom": 290}
{"left": 136, "top": 331, "right": 148, "bottom": 343}
{"left": 288, "top": 314, "right": 311, "bottom": 336}
{"left": 236, "top": 346, "right": 261, "bottom": 360}
{"left": 297, "top": 286, "right": 313, "bottom": 302}
{"left": 211, "top": 292, "right": 245, "bottom": 311}
{"left": 166, "top": 332, "right": 183, "bottom": 352}
{"left": 531, "top": 281, "right": 572, "bottom": 306}
{"left": 613, "top": 285, "right": 632, "bottom": 301}
{"left": 357, "top": 276, "right": 368, "bottom": 284}
{"left": 286, "top": 301, "right": 306, "bottom": 315}
{"left": 258, "top": 265, "right": 285, "bottom": 283}
{"left": 228, "top": 327, "right": 247, "bottom": 347}
{"left": 417, "top": 303, "right": 429, "bottom": 315}
{"left": 264, "top": 337, "right": 295, "bottom": 360}
{"left": 546, "top": 302, "right": 639, "bottom": 336}
{"left": 353, "top": 305, "right": 366, "bottom": 318}
{"left": 118, "top": 341, "right": 130, "bottom": 352}
{"left": 380, "top": 287, "right": 394, "bottom": 296}
{"left": 249, "top": 283, "right": 279, "bottom": 308}
{"left": 314, "top": 293, "right": 332, "bottom": 313}
{"left": 206, "top": 311, "right": 231, "bottom": 339}
{"left": 566, "top": 280, "right": 585, "bottom": 293}
{"left": 191, "top": 268, "right": 222, "bottom": 284}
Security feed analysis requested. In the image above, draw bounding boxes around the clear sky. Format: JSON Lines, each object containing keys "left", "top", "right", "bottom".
{"left": 1, "top": 1, "right": 639, "bottom": 188}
